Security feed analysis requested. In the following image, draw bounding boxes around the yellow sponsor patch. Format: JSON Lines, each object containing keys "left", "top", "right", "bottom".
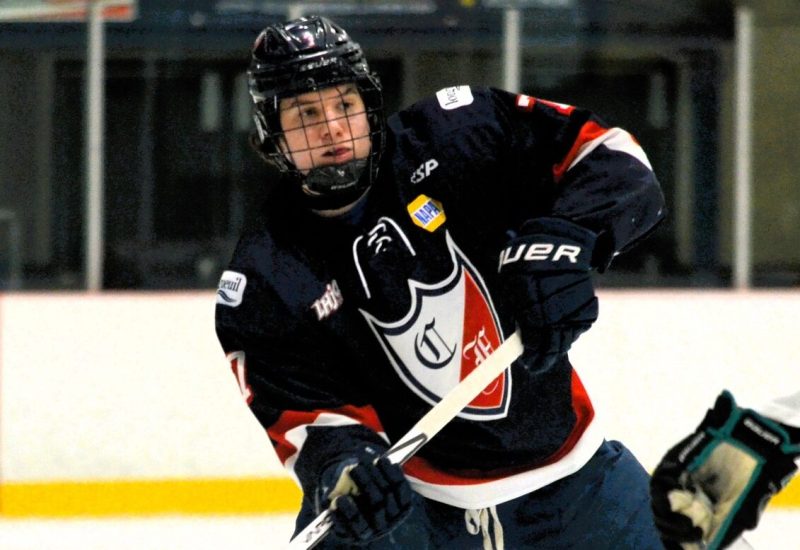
{"left": 407, "top": 194, "right": 446, "bottom": 232}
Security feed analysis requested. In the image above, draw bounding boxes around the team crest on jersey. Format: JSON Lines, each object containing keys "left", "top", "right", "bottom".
{"left": 359, "top": 231, "right": 511, "bottom": 421}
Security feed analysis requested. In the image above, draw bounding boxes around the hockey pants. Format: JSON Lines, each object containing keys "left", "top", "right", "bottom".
{"left": 292, "top": 439, "right": 663, "bottom": 549}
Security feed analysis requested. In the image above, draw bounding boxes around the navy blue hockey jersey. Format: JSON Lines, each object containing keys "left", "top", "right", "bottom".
{"left": 215, "top": 86, "right": 665, "bottom": 508}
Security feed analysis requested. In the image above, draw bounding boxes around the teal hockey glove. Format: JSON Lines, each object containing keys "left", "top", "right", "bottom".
{"left": 650, "top": 390, "right": 800, "bottom": 550}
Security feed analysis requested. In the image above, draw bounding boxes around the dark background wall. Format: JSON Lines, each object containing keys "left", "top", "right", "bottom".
{"left": 1, "top": 0, "right": 797, "bottom": 289}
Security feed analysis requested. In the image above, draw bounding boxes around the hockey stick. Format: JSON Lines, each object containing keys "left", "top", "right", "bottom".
{"left": 286, "top": 331, "right": 523, "bottom": 550}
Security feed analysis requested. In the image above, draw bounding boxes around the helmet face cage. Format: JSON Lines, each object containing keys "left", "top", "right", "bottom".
{"left": 248, "top": 16, "right": 385, "bottom": 203}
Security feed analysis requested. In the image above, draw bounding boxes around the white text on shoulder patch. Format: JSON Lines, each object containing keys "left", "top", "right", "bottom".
{"left": 436, "top": 86, "right": 474, "bottom": 110}
{"left": 217, "top": 270, "right": 247, "bottom": 307}
{"left": 407, "top": 194, "right": 446, "bottom": 232}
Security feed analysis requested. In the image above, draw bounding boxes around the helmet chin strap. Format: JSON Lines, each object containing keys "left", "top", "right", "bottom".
{"left": 304, "top": 159, "right": 367, "bottom": 193}
{"left": 300, "top": 159, "right": 371, "bottom": 210}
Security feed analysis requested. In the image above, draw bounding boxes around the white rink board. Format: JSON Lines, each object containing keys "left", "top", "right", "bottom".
{"left": 0, "top": 290, "right": 798, "bottom": 483}
{"left": 569, "top": 290, "right": 800, "bottom": 470}
{"left": 0, "top": 292, "right": 279, "bottom": 481}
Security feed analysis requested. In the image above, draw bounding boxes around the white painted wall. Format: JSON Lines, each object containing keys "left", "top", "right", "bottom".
{"left": 1, "top": 290, "right": 798, "bottom": 482}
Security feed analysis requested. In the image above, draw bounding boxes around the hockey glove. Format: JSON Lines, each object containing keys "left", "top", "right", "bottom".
{"left": 317, "top": 454, "right": 413, "bottom": 546}
{"left": 650, "top": 390, "right": 800, "bottom": 550}
{"left": 497, "top": 217, "right": 599, "bottom": 370}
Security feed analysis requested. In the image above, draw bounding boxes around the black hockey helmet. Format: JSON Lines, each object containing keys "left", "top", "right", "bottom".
{"left": 248, "top": 16, "right": 385, "bottom": 207}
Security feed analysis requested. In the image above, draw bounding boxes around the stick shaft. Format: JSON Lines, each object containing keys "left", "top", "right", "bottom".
{"left": 287, "top": 332, "right": 523, "bottom": 549}
{"left": 385, "top": 332, "right": 522, "bottom": 465}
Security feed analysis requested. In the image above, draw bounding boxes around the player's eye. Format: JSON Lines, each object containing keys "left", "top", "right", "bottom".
{"left": 300, "top": 106, "right": 319, "bottom": 119}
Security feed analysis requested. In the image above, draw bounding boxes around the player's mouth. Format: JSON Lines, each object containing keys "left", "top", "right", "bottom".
{"left": 323, "top": 147, "right": 354, "bottom": 163}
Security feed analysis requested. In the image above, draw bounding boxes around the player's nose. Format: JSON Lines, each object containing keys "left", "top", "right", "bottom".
{"left": 321, "top": 112, "right": 348, "bottom": 139}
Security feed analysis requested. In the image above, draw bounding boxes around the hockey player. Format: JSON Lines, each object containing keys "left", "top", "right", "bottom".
{"left": 216, "top": 15, "right": 667, "bottom": 548}
{"left": 650, "top": 390, "right": 800, "bottom": 550}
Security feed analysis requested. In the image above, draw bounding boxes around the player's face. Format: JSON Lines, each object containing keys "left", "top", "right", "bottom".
{"left": 278, "top": 84, "right": 371, "bottom": 174}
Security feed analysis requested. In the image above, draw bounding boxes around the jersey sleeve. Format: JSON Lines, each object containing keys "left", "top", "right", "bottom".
{"left": 214, "top": 247, "right": 390, "bottom": 499}
{"left": 495, "top": 87, "right": 666, "bottom": 268}
{"left": 402, "top": 86, "right": 666, "bottom": 270}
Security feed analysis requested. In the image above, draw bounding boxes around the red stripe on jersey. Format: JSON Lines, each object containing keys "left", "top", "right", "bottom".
{"left": 267, "top": 404, "right": 385, "bottom": 465}
{"left": 536, "top": 98, "right": 575, "bottom": 116}
{"left": 403, "top": 369, "right": 594, "bottom": 486}
{"left": 552, "top": 121, "right": 609, "bottom": 183}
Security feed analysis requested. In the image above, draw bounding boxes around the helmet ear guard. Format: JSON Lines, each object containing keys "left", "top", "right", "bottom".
{"left": 249, "top": 99, "right": 291, "bottom": 172}
{"left": 247, "top": 15, "right": 386, "bottom": 208}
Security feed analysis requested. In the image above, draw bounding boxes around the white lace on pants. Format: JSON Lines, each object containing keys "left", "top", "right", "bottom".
{"left": 464, "top": 505, "right": 504, "bottom": 550}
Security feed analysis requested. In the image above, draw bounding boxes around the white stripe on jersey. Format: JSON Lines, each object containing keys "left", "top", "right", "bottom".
{"left": 568, "top": 127, "right": 653, "bottom": 173}
{"left": 405, "top": 417, "right": 604, "bottom": 509}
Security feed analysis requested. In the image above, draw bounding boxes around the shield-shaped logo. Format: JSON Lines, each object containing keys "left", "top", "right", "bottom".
{"left": 360, "top": 231, "right": 511, "bottom": 420}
